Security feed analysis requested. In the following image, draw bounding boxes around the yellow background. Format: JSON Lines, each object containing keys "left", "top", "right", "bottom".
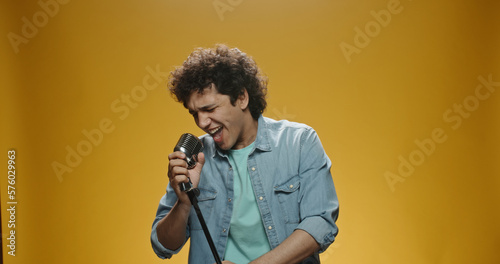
{"left": 1, "top": 0, "right": 499, "bottom": 263}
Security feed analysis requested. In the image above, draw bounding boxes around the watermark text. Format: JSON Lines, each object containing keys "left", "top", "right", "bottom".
{"left": 385, "top": 74, "right": 499, "bottom": 192}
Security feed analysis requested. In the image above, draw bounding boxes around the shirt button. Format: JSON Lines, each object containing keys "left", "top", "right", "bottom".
{"left": 228, "top": 198, "right": 232, "bottom": 202}
{"left": 268, "top": 226, "right": 272, "bottom": 230}
{"left": 251, "top": 167, "right": 255, "bottom": 171}
{"left": 259, "top": 196, "right": 263, "bottom": 201}
{"left": 289, "top": 184, "right": 294, "bottom": 188}
{"left": 223, "top": 228, "right": 227, "bottom": 233}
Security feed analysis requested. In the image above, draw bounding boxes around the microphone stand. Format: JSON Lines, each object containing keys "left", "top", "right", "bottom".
{"left": 174, "top": 133, "right": 220, "bottom": 263}
{"left": 185, "top": 187, "right": 222, "bottom": 264}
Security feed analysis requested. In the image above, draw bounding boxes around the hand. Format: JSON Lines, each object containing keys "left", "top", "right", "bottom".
{"left": 217, "top": 261, "right": 235, "bottom": 264}
{"left": 167, "top": 151, "right": 205, "bottom": 204}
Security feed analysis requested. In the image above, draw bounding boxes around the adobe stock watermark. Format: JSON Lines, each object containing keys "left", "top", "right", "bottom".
{"left": 7, "top": 0, "right": 70, "bottom": 54}
{"left": 268, "top": 106, "right": 296, "bottom": 121}
{"left": 339, "top": 0, "right": 406, "bottom": 64}
{"left": 213, "top": 0, "right": 244, "bottom": 21}
{"left": 51, "top": 64, "right": 168, "bottom": 182}
{"left": 384, "top": 74, "right": 499, "bottom": 192}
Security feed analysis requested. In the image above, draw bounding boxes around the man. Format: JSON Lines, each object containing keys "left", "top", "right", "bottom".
{"left": 151, "top": 44, "right": 339, "bottom": 264}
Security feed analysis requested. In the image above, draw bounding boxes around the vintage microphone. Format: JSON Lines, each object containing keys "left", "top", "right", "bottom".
{"left": 174, "top": 133, "right": 204, "bottom": 193}
{"left": 174, "top": 133, "right": 222, "bottom": 264}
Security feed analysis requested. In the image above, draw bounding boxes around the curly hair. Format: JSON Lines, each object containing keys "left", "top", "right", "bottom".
{"left": 168, "top": 44, "right": 268, "bottom": 120}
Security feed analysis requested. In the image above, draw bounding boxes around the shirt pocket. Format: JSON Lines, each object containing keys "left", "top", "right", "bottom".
{"left": 274, "top": 175, "right": 301, "bottom": 224}
{"left": 188, "top": 187, "right": 217, "bottom": 230}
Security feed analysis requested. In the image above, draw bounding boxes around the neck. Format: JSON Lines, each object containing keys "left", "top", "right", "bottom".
{"left": 232, "top": 115, "right": 259, "bottom": 150}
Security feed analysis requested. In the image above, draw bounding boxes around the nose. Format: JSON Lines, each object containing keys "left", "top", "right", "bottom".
{"left": 197, "top": 112, "right": 211, "bottom": 128}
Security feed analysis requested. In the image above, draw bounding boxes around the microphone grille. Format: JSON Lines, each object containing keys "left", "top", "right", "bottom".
{"left": 174, "top": 133, "right": 204, "bottom": 169}
{"left": 176, "top": 133, "right": 202, "bottom": 151}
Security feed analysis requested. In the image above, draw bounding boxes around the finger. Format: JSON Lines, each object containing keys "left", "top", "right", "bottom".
{"left": 169, "top": 166, "right": 189, "bottom": 180}
{"left": 168, "top": 151, "right": 186, "bottom": 161}
{"left": 169, "top": 159, "right": 188, "bottom": 169}
{"left": 171, "top": 174, "right": 189, "bottom": 185}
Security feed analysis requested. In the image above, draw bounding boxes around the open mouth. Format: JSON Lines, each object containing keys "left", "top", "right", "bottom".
{"left": 208, "top": 126, "right": 222, "bottom": 135}
{"left": 208, "top": 126, "right": 223, "bottom": 143}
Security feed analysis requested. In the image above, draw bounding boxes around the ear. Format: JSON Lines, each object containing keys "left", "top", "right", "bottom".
{"left": 237, "top": 89, "right": 249, "bottom": 110}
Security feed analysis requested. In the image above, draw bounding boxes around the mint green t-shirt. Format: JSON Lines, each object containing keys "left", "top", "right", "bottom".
{"left": 224, "top": 142, "right": 271, "bottom": 264}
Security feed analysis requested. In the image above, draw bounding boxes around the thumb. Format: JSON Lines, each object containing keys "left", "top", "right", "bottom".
{"left": 192, "top": 152, "right": 205, "bottom": 173}
{"left": 196, "top": 152, "right": 205, "bottom": 167}
{"left": 190, "top": 152, "right": 205, "bottom": 187}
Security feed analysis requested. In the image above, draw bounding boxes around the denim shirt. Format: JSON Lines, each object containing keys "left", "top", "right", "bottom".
{"left": 151, "top": 116, "right": 339, "bottom": 264}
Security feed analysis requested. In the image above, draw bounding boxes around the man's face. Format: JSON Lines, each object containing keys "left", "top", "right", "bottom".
{"left": 187, "top": 85, "right": 249, "bottom": 150}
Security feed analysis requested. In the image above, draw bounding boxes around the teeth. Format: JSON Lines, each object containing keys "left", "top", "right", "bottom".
{"left": 209, "top": 126, "right": 222, "bottom": 135}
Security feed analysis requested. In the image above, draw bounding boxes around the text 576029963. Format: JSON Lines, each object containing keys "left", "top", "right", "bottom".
{"left": 7, "top": 150, "right": 17, "bottom": 256}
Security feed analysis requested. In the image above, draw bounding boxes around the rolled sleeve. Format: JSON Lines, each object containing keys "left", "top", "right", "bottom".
{"left": 295, "top": 215, "right": 338, "bottom": 252}
{"left": 296, "top": 128, "right": 340, "bottom": 252}
{"left": 150, "top": 221, "right": 182, "bottom": 259}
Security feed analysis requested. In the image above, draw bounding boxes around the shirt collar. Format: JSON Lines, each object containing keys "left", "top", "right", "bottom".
{"left": 254, "top": 115, "right": 271, "bottom": 152}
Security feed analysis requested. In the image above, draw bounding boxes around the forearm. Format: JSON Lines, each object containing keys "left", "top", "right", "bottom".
{"left": 250, "top": 229, "right": 319, "bottom": 264}
{"left": 156, "top": 200, "right": 192, "bottom": 251}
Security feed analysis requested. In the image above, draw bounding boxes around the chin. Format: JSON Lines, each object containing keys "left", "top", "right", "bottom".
{"left": 220, "top": 145, "right": 232, "bottom": 151}
{"left": 215, "top": 141, "right": 229, "bottom": 150}
{"left": 219, "top": 141, "right": 235, "bottom": 151}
